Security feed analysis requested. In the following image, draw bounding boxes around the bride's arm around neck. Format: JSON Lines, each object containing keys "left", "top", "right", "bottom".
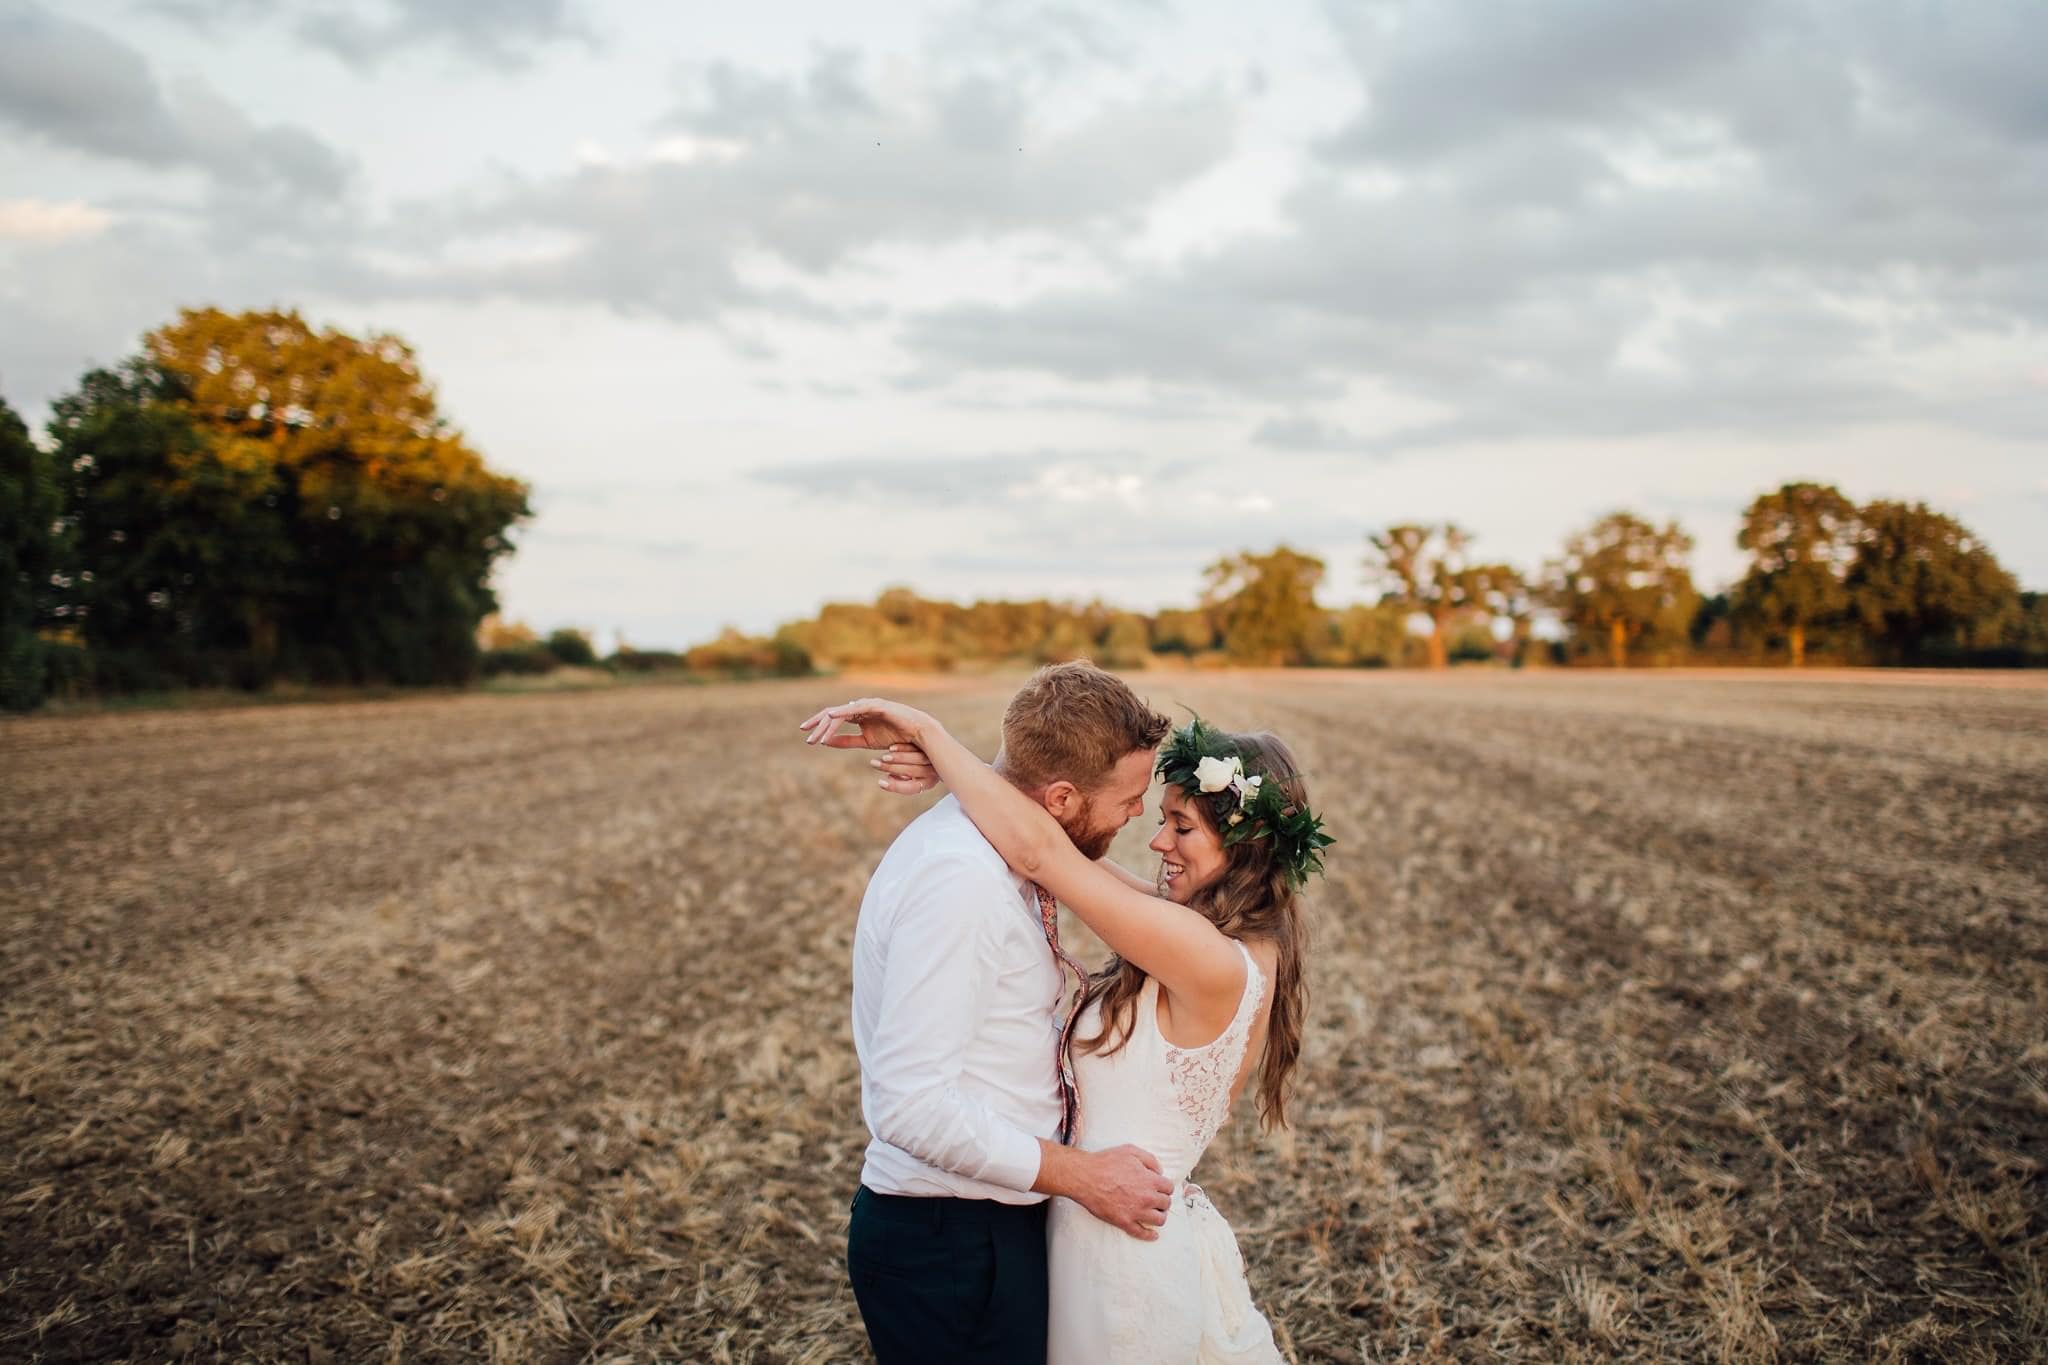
{"left": 911, "top": 719, "right": 1247, "bottom": 1013}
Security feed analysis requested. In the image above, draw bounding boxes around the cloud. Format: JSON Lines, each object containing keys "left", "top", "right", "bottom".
{"left": 1252, "top": 415, "right": 1381, "bottom": 452}
{"left": 0, "top": 3, "right": 352, "bottom": 198}
{"left": 899, "top": 0, "right": 2048, "bottom": 448}
{"left": 376, "top": 47, "right": 1236, "bottom": 320}
{"left": 753, "top": 448, "right": 1364, "bottom": 587}
{"left": 0, "top": 197, "right": 113, "bottom": 243}
{"left": 141, "top": 0, "right": 593, "bottom": 69}
{"left": 754, "top": 452, "right": 1065, "bottom": 507}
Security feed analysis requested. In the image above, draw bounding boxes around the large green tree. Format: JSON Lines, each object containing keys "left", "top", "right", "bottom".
{"left": 1202, "top": 546, "right": 1326, "bottom": 665}
{"left": 42, "top": 308, "right": 530, "bottom": 690}
{"left": 1545, "top": 512, "right": 1698, "bottom": 668}
{"left": 46, "top": 361, "right": 294, "bottom": 688}
{"left": 1845, "top": 501, "right": 2017, "bottom": 664}
{"left": 1734, "top": 481, "right": 1860, "bottom": 666}
{"left": 1363, "top": 523, "right": 1517, "bottom": 669}
{"left": 1, "top": 394, "right": 61, "bottom": 709}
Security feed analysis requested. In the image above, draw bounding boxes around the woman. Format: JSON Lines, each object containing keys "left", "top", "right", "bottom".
{"left": 802, "top": 698, "right": 1331, "bottom": 1364}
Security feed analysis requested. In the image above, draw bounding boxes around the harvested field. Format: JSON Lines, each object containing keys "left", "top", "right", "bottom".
{"left": 2, "top": 670, "right": 2045, "bottom": 1362}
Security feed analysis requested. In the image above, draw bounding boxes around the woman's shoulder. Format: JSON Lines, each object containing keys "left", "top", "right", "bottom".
{"left": 1224, "top": 934, "right": 1280, "bottom": 989}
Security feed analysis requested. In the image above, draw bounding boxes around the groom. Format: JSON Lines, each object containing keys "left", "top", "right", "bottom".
{"left": 834, "top": 661, "right": 1175, "bottom": 1363}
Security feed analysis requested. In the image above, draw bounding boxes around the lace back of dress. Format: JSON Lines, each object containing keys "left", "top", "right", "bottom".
{"left": 1161, "top": 941, "right": 1266, "bottom": 1156}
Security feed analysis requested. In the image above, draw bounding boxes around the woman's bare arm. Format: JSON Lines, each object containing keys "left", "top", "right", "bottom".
{"left": 802, "top": 698, "right": 1244, "bottom": 1004}
{"left": 873, "top": 742, "right": 1161, "bottom": 897}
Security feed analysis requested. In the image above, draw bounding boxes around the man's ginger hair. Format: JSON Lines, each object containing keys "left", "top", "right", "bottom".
{"left": 998, "top": 661, "right": 1170, "bottom": 793}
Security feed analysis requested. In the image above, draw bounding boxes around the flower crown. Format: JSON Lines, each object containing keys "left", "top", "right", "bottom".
{"left": 1155, "top": 717, "right": 1333, "bottom": 889}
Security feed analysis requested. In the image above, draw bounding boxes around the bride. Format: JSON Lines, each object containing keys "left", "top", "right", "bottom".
{"left": 803, "top": 697, "right": 1331, "bottom": 1364}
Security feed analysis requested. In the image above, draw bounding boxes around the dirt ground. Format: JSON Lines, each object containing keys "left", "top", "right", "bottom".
{"left": 2, "top": 670, "right": 2044, "bottom": 1362}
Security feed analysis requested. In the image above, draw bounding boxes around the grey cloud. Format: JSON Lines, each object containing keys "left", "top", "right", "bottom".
{"left": 0, "top": 4, "right": 351, "bottom": 198}
{"left": 1252, "top": 416, "right": 1382, "bottom": 452}
{"left": 142, "top": 0, "right": 591, "bottom": 69}
{"left": 0, "top": 3, "right": 182, "bottom": 163}
{"left": 1321, "top": 0, "right": 1771, "bottom": 162}
{"left": 392, "top": 49, "right": 1236, "bottom": 319}
{"left": 754, "top": 449, "right": 1364, "bottom": 583}
{"left": 904, "top": 0, "right": 2048, "bottom": 448}
{"left": 754, "top": 452, "right": 1049, "bottom": 506}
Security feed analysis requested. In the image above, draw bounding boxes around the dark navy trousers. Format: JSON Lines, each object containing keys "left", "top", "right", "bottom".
{"left": 847, "top": 1185, "right": 1049, "bottom": 1364}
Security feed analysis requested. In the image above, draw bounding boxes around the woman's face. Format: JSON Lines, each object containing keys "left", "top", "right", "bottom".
{"left": 1148, "top": 785, "right": 1228, "bottom": 903}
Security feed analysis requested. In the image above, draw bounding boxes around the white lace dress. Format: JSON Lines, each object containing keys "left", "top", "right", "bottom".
{"left": 1047, "top": 940, "right": 1282, "bottom": 1364}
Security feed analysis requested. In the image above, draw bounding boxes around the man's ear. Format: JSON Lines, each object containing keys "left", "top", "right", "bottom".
{"left": 1041, "top": 779, "right": 1080, "bottom": 817}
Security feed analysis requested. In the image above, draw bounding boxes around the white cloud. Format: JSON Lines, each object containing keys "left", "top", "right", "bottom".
{"left": 0, "top": 197, "right": 112, "bottom": 242}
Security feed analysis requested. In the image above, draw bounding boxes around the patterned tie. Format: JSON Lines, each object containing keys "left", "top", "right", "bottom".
{"left": 1032, "top": 882, "right": 1089, "bottom": 1145}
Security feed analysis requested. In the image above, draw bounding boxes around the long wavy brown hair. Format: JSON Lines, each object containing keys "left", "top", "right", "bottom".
{"left": 1069, "top": 731, "right": 1310, "bottom": 1129}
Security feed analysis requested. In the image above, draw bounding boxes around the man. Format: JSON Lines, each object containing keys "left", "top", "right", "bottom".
{"left": 825, "top": 662, "right": 1175, "bottom": 1364}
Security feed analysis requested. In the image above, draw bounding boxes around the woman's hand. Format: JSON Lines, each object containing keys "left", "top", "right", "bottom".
{"left": 797, "top": 697, "right": 939, "bottom": 754}
{"left": 871, "top": 743, "right": 942, "bottom": 796}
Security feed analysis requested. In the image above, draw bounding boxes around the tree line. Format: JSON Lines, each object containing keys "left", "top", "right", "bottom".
{"left": 6, "top": 309, "right": 2041, "bottom": 713}
{"left": 684, "top": 491, "right": 2040, "bottom": 676}
{"left": 3, "top": 309, "right": 530, "bottom": 710}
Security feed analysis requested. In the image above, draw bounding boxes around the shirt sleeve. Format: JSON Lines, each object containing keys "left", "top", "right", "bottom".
{"left": 862, "top": 853, "right": 1045, "bottom": 1193}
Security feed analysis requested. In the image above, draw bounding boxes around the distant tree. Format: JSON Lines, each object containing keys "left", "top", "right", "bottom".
{"left": 1468, "top": 561, "right": 1531, "bottom": 664}
{"left": 962, "top": 598, "right": 1059, "bottom": 659}
{"left": 1689, "top": 592, "right": 1737, "bottom": 655}
{"left": 1846, "top": 501, "right": 2018, "bottom": 664}
{"left": 1733, "top": 482, "right": 1860, "bottom": 666}
{"left": 477, "top": 615, "right": 538, "bottom": 650}
{"left": 1544, "top": 511, "right": 1698, "bottom": 668}
{"left": 2016, "top": 592, "right": 2048, "bottom": 657}
{"left": 1097, "top": 611, "right": 1152, "bottom": 669}
{"left": 1316, "top": 602, "right": 1410, "bottom": 667}
{"left": 0, "top": 394, "right": 61, "bottom": 709}
{"left": 543, "top": 627, "right": 598, "bottom": 667}
{"left": 1150, "top": 607, "right": 1216, "bottom": 655}
{"left": 684, "top": 626, "right": 812, "bottom": 676}
{"left": 1202, "top": 546, "right": 1326, "bottom": 665}
{"left": 1362, "top": 524, "right": 1517, "bottom": 670}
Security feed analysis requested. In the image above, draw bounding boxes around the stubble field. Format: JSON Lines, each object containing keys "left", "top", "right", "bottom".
{"left": 2, "top": 669, "right": 2045, "bottom": 1362}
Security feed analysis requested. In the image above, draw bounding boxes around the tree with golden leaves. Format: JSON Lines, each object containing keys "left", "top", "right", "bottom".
{"left": 47, "top": 308, "right": 529, "bottom": 688}
{"left": 1202, "top": 545, "right": 1326, "bottom": 666}
{"left": 1734, "top": 482, "right": 1860, "bottom": 666}
{"left": 1846, "top": 501, "right": 2017, "bottom": 664}
{"left": 1363, "top": 523, "right": 1517, "bottom": 669}
{"left": 1544, "top": 512, "right": 1698, "bottom": 668}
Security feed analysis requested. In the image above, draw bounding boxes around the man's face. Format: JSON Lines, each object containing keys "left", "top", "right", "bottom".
{"left": 1058, "top": 748, "right": 1157, "bottom": 860}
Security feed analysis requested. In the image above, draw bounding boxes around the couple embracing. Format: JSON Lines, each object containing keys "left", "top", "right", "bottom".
{"left": 800, "top": 662, "right": 1331, "bottom": 1363}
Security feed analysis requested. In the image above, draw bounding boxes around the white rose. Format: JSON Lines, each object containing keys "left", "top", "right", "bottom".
{"left": 1194, "top": 755, "right": 1242, "bottom": 793}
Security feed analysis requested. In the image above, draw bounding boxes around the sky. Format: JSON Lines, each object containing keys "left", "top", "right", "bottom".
{"left": 2, "top": 0, "right": 2044, "bottom": 650}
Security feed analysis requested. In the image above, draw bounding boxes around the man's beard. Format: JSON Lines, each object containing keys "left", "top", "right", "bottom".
{"left": 1060, "top": 803, "right": 1118, "bottom": 861}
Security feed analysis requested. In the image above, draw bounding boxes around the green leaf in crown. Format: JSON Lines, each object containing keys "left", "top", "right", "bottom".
{"left": 1155, "top": 716, "right": 1334, "bottom": 889}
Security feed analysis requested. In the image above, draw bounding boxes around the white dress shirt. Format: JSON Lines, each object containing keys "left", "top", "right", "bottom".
{"left": 852, "top": 794, "right": 1066, "bottom": 1202}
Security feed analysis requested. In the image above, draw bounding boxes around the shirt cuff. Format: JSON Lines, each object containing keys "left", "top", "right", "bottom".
{"left": 982, "top": 1125, "right": 1044, "bottom": 1193}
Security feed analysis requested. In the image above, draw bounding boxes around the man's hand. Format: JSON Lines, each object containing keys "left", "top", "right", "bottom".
{"left": 870, "top": 743, "right": 942, "bottom": 796}
{"left": 1035, "top": 1141, "right": 1173, "bottom": 1241}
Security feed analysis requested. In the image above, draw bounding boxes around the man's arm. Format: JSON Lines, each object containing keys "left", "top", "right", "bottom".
{"left": 864, "top": 855, "right": 1173, "bottom": 1238}
{"left": 1034, "top": 1139, "right": 1173, "bottom": 1241}
{"left": 863, "top": 855, "right": 1046, "bottom": 1191}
